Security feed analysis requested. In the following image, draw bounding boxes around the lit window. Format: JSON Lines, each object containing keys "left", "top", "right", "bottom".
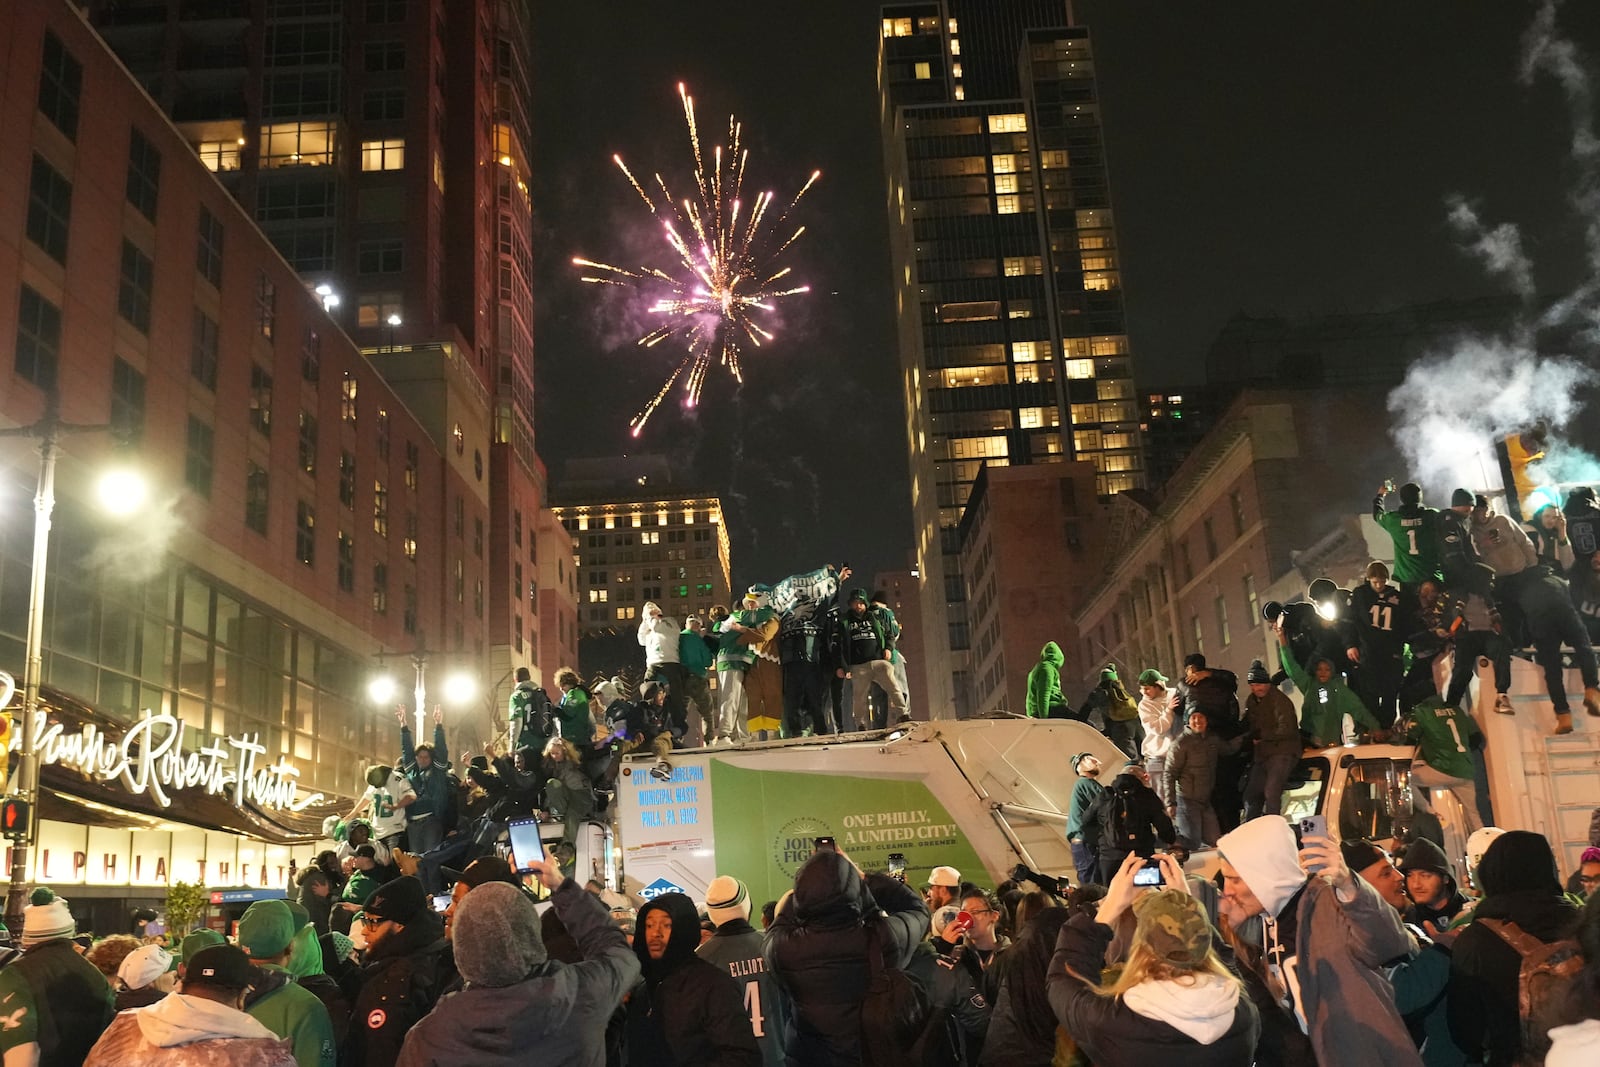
{"left": 950, "top": 38, "right": 960, "bottom": 56}
{"left": 991, "top": 154, "right": 1017, "bottom": 174}
{"left": 1081, "top": 255, "right": 1116, "bottom": 271}
{"left": 952, "top": 62, "right": 962, "bottom": 78}
{"left": 1019, "top": 408, "right": 1045, "bottom": 429}
{"left": 893, "top": 17, "right": 912, "bottom": 36}
{"left": 1065, "top": 358, "right": 1094, "bottom": 379}
{"left": 988, "top": 113, "right": 1028, "bottom": 133}
{"left": 995, "top": 195, "right": 1020, "bottom": 214}
{"left": 356, "top": 292, "right": 402, "bottom": 328}
{"left": 994, "top": 173, "right": 1018, "bottom": 194}
{"left": 361, "top": 138, "right": 405, "bottom": 171}
{"left": 954, "top": 85, "right": 964, "bottom": 100}
{"left": 1041, "top": 149, "right": 1068, "bottom": 168}
{"left": 914, "top": 61, "right": 932, "bottom": 80}
{"left": 195, "top": 139, "right": 242, "bottom": 171}
{"left": 1011, "top": 341, "right": 1050, "bottom": 362}
{"left": 260, "top": 122, "right": 337, "bottom": 167}
{"left": 1083, "top": 271, "right": 1118, "bottom": 291}
{"left": 1015, "top": 363, "right": 1053, "bottom": 384}
{"left": 1090, "top": 335, "right": 1128, "bottom": 356}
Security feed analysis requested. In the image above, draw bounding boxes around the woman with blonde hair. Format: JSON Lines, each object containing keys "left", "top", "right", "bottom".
{"left": 541, "top": 733, "right": 593, "bottom": 851}
{"left": 1048, "top": 852, "right": 1259, "bottom": 1065}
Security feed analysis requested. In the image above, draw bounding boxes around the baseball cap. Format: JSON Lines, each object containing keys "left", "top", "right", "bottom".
{"left": 184, "top": 944, "right": 258, "bottom": 990}
{"left": 180, "top": 928, "right": 225, "bottom": 964}
{"left": 118, "top": 944, "right": 174, "bottom": 990}
{"left": 926, "top": 865, "right": 960, "bottom": 888}
{"left": 456, "top": 856, "right": 520, "bottom": 889}
{"left": 364, "top": 875, "right": 428, "bottom": 925}
{"left": 236, "top": 899, "right": 296, "bottom": 959}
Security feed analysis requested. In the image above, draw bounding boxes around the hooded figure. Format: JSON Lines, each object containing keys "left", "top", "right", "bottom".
{"left": 1092, "top": 771, "right": 1176, "bottom": 877}
{"left": 1397, "top": 837, "right": 1467, "bottom": 931}
{"left": 1083, "top": 666, "right": 1143, "bottom": 758}
{"left": 625, "top": 892, "right": 760, "bottom": 1066}
{"left": 1217, "top": 816, "right": 1420, "bottom": 1067}
{"left": 1446, "top": 831, "right": 1580, "bottom": 1066}
{"left": 765, "top": 851, "right": 931, "bottom": 1066}
{"left": 394, "top": 879, "right": 638, "bottom": 1067}
{"left": 1025, "top": 642, "right": 1071, "bottom": 718}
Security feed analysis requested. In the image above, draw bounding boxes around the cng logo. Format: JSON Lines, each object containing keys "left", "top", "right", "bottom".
{"left": 639, "top": 877, "right": 686, "bottom": 900}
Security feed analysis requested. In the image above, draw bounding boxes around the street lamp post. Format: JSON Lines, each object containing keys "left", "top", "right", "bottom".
{"left": 369, "top": 643, "right": 476, "bottom": 740}
{"left": 385, "top": 313, "right": 402, "bottom": 354}
{"left": 1, "top": 402, "right": 146, "bottom": 935}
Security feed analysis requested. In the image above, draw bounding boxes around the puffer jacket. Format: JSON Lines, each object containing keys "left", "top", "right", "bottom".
{"left": 765, "top": 858, "right": 931, "bottom": 1066}
{"left": 625, "top": 893, "right": 760, "bottom": 1066}
{"left": 344, "top": 913, "right": 449, "bottom": 1067}
{"left": 84, "top": 994, "right": 297, "bottom": 1067}
{"left": 1163, "top": 727, "right": 1237, "bottom": 809}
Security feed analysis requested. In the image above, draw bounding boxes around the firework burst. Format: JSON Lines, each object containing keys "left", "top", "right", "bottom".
{"left": 574, "top": 83, "right": 820, "bottom": 435}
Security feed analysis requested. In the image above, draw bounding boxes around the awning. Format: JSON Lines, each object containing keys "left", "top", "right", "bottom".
{"left": 26, "top": 685, "right": 353, "bottom": 845}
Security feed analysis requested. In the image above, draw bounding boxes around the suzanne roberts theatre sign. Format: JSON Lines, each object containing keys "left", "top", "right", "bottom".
{"left": 0, "top": 669, "right": 324, "bottom": 813}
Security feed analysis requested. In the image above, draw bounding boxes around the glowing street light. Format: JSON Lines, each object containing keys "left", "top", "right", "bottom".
{"left": 95, "top": 466, "right": 149, "bottom": 518}
{"left": 441, "top": 671, "right": 477, "bottom": 707}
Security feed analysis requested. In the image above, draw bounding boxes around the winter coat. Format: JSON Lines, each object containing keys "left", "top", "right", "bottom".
{"left": 116, "top": 985, "right": 169, "bottom": 1012}
{"left": 1093, "top": 772, "right": 1176, "bottom": 864}
{"left": 243, "top": 965, "right": 336, "bottom": 1067}
{"left": 1177, "top": 669, "right": 1241, "bottom": 732}
{"left": 765, "top": 857, "right": 931, "bottom": 1067}
{"left": 468, "top": 753, "right": 541, "bottom": 823}
{"left": 1065, "top": 775, "right": 1106, "bottom": 844}
{"left": 555, "top": 687, "right": 594, "bottom": 747}
{"left": 1138, "top": 688, "right": 1177, "bottom": 760}
{"left": 1447, "top": 831, "right": 1580, "bottom": 1067}
{"left": 1025, "top": 642, "right": 1067, "bottom": 717}
{"left": 679, "top": 627, "right": 714, "bottom": 677}
{"left": 978, "top": 908, "right": 1070, "bottom": 1067}
{"left": 626, "top": 893, "right": 761, "bottom": 1067}
{"left": 345, "top": 914, "right": 449, "bottom": 1067}
{"left": 1163, "top": 727, "right": 1240, "bottom": 808}
{"left": 638, "top": 604, "right": 681, "bottom": 665}
{"left": 394, "top": 878, "right": 638, "bottom": 1067}
{"left": 1222, "top": 822, "right": 1421, "bottom": 1067}
{"left": 1244, "top": 686, "right": 1302, "bottom": 759}
{"left": 1375, "top": 501, "right": 1445, "bottom": 585}
{"left": 1469, "top": 510, "right": 1537, "bottom": 578}
{"left": 1386, "top": 940, "right": 1464, "bottom": 1067}
{"left": 930, "top": 940, "right": 994, "bottom": 1064}
{"left": 84, "top": 993, "right": 297, "bottom": 1067}
{"left": 698, "top": 919, "right": 792, "bottom": 1067}
{"left": 0, "top": 936, "right": 116, "bottom": 1067}
{"left": 1047, "top": 911, "right": 1260, "bottom": 1067}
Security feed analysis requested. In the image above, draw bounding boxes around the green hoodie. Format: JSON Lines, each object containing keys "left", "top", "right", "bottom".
{"left": 1026, "top": 642, "right": 1067, "bottom": 717}
{"left": 1280, "top": 641, "right": 1378, "bottom": 744}
{"left": 246, "top": 963, "right": 337, "bottom": 1067}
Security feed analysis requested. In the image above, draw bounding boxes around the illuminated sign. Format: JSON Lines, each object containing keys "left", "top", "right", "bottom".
{"left": 0, "top": 671, "right": 323, "bottom": 813}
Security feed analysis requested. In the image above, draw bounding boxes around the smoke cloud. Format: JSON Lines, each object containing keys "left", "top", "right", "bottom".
{"left": 1389, "top": 0, "right": 1600, "bottom": 497}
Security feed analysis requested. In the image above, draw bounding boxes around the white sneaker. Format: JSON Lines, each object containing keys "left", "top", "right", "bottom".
{"left": 1494, "top": 693, "right": 1515, "bottom": 715}
{"left": 649, "top": 761, "right": 673, "bottom": 782}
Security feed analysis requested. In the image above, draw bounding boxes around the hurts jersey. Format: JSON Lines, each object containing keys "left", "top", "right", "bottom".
{"left": 1377, "top": 506, "right": 1443, "bottom": 584}
{"left": 1404, "top": 698, "right": 1480, "bottom": 780}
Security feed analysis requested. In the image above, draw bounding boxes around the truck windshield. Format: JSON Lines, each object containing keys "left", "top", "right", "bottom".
{"left": 1281, "top": 757, "right": 1330, "bottom": 823}
{"left": 1338, "top": 756, "right": 1414, "bottom": 843}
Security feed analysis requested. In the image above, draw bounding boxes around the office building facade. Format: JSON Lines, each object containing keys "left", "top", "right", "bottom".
{"left": 879, "top": 0, "right": 1143, "bottom": 716}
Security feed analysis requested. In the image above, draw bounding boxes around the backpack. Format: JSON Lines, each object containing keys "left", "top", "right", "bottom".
{"left": 1477, "top": 918, "right": 1583, "bottom": 1065}
{"left": 1099, "top": 787, "right": 1138, "bottom": 850}
{"left": 859, "top": 919, "right": 935, "bottom": 1067}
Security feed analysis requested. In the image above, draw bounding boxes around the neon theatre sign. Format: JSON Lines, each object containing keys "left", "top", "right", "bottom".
{"left": 0, "top": 669, "right": 324, "bottom": 813}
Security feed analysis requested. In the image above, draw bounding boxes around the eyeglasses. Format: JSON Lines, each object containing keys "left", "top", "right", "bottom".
{"left": 359, "top": 915, "right": 387, "bottom": 928}
{"left": 965, "top": 907, "right": 994, "bottom": 917}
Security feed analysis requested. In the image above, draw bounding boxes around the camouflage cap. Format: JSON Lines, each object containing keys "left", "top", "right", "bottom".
{"left": 1130, "top": 888, "right": 1212, "bottom": 968}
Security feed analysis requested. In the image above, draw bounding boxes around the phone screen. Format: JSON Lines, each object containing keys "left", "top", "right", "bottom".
{"left": 431, "top": 892, "right": 453, "bottom": 912}
{"left": 886, "top": 853, "right": 907, "bottom": 874}
{"left": 1133, "top": 863, "right": 1164, "bottom": 887}
{"left": 507, "top": 817, "right": 544, "bottom": 873}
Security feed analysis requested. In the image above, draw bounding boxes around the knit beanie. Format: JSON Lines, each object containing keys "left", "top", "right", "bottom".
{"left": 705, "top": 875, "right": 752, "bottom": 927}
{"left": 453, "top": 881, "right": 547, "bottom": 987}
{"left": 22, "top": 887, "right": 75, "bottom": 948}
{"left": 1397, "top": 836, "right": 1454, "bottom": 879}
{"left": 1339, "top": 839, "right": 1389, "bottom": 875}
{"left": 1131, "top": 889, "right": 1212, "bottom": 967}
{"left": 322, "top": 931, "right": 356, "bottom": 967}
{"left": 1245, "top": 659, "right": 1271, "bottom": 684}
{"left": 285, "top": 922, "right": 324, "bottom": 978}
{"left": 1451, "top": 487, "right": 1474, "bottom": 507}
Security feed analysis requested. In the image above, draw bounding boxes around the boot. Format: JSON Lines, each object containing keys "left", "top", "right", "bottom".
{"left": 1584, "top": 687, "right": 1600, "bottom": 717}
{"left": 1554, "top": 710, "right": 1574, "bottom": 735}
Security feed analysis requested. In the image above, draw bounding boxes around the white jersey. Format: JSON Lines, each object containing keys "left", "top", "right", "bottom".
{"left": 363, "top": 771, "right": 415, "bottom": 839}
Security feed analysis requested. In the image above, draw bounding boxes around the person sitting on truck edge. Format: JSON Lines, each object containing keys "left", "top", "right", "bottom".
{"left": 542, "top": 734, "right": 597, "bottom": 855}
{"left": 1525, "top": 503, "right": 1575, "bottom": 576}
{"left": 1276, "top": 615, "right": 1382, "bottom": 747}
{"left": 1136, "top": 668, "right": 1178, "bottom": 800}
{"left": 1398, "top": 837, "right": 1469, "bottom": 939}
{"left": 1218, "top": 816, "right": 1421, "bottom": 1067}
{"left": 1163, "top": 709, "right": 1242, "bottom": 851}
{"left": 1242, "top": 659, "right": 1301, "bottom": 820}
{"left": 1067, "top": 753, "right": 1108, "bottom": 885}
{"left": 1375, "top": 481, "right": 1445, "bottom": 592}
{"left": 397, "top": 705, "right": 452, "bottom": 856}
{"left": 1396, "top": 679, "right": 1485, "bottom": 835}
{"left": 1025, "top": 642, "right": 1074, "bottom": 719}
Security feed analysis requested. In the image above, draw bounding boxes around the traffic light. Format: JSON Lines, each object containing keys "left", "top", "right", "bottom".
{"left": 0, "top": 798, "right": 31, "bottom": 839}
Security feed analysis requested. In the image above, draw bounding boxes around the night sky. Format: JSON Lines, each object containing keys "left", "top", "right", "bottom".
{"left": 531, "top": 1, "right": 1600, "bottom": 589}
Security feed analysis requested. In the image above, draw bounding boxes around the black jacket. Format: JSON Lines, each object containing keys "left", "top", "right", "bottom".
{"left": 625, "top": 893, "right": 760, "bottom": 1067}
{"left": 468, "top": 753, "right": 541, "bottom": 822}
{"left": 765, "top": 858, "right": 931, "bottom": 1067}
{"left": 345, "top": 913, "right": 449, "bottom": 1067}
{"left": 1048, "top": 912, "right": 1260, "bottom": 1067}
{"left": 1092, "top": 773, "right": 1176, "bottom": 861}
{"left": 1178, "top": 669, "right": 1241, "bottom": 733}
{"left": 979, "top": 908, "right": 1069, "bottom": 1067}
{"left": 1448, "top": 833, "right": 1579, "bottom": 1067}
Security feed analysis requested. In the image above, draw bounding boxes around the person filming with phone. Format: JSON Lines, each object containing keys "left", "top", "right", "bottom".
{"left": 1215, "top": 815, "right": 1422, "bottom": 1067}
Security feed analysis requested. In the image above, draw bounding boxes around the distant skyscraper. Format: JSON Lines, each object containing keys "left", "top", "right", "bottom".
{"left": 879, "top": 0, "right": 1143, "bottom": 717}
{"left": 85, "top": 0, "right": 555, "bottom": 692}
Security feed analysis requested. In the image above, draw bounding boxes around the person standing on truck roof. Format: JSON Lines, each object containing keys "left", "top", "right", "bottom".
{"left": 1241, "top": 660, "right": 1301, "bottom": 820}
{"left": 1276, "top": 618, "right": 1382, "bottom": 747}
{"left": 1163, "top": 710, "right": 1242, "bottom": 851}
{"left": 835, "top": 589, "right": 907, "bottom": 729}
{"left": 397, "top": 706, "right": 452, "bottom": 857}
{"left": 678, "top": 617, "right": 716, "bottom": 746}
{"left": 1352, "top": 561, "right": 1408, "bottom": 728}
{"left": 1136, "top": 669, "right": 1178, "bottom": 800}
{"left": 1081, "top": 665, "right": 1143, "bottom": 760}
{"left": 1067, "top": 753, "right": 1107, "bottom": 886}
{"left": 1375, "top": 481, "right": 1445, "bottom": 591}
{"left": 639, "top": 601, "right": 690, "bottom": 741}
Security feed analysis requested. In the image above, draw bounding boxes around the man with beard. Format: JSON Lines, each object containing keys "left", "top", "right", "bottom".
{"left": 625, "top": 892, "right": 759, "bottom": 1065}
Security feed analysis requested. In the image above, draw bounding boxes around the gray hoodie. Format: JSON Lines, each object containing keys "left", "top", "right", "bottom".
{"left": 1469, "top": 510, "right": 1537, "bottom": 578}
